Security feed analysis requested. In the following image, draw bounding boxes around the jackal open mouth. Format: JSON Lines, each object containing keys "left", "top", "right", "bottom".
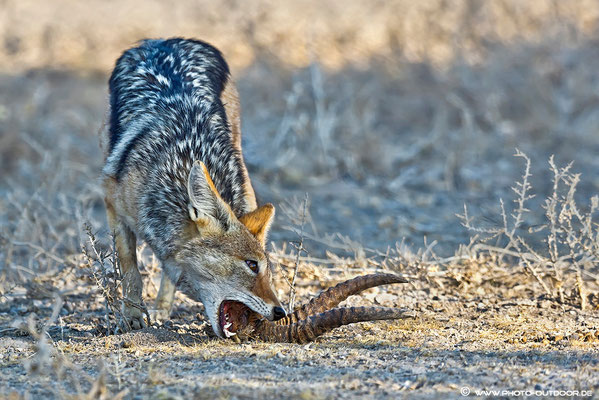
{"left": 219, "top": 300, "right": 251, "bottom": 337}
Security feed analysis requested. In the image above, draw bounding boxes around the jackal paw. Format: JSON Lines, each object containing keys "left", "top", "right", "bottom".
{"left": 148, "top": 308, "right": 171, "bottom": 324}
{"left": 120, "top": 302, "right": 148, "bottom": 331}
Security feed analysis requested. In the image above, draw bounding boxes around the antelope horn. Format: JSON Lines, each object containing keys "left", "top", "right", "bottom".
{"left": 277, "top": 273, "right": 408, "bottom": 325}
{"left": 254, "top": 306, "right": 413, "bottom": 343}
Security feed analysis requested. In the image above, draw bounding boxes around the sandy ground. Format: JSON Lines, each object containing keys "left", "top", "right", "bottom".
{"left": 1, "top": 269, "right": 598, "bottom": 399}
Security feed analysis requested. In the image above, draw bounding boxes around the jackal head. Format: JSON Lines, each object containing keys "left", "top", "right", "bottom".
{"left": 176, "top": 161, "right": 285, "bottom": 338}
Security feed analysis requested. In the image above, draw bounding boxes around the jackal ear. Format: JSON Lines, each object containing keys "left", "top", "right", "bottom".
{"left": 239, "top": 203, "right": 275, "bottom": 246}
{"left": 187, "top": 161, "right": 235, "bottom": 233}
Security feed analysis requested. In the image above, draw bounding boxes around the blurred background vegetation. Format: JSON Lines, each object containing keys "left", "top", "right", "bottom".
{"left": 1, "top": 0, "right": 599, "bottom": 271}
{"left": 1, "top": 0, "right": 598, "bottom": 72}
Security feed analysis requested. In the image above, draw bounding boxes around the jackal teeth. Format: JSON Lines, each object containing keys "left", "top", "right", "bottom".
{"left": 223, "top": 322, "right": 236, "bottom": 338}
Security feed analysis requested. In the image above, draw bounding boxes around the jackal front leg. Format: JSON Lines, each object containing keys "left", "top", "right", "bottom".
{"left": 105, "top": 198, "right": 147, "bottom": 331}
{"left": 151, "top": 269, "right": 179, "bottom": 322}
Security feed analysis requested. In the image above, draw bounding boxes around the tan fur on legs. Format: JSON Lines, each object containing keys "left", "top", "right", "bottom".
{"left": 104, "top": 195, "right": 146, "bottom": 330}
{"left": 221, "top": 79, "right": 257, "bottom": 212}
{"left": 153, "top": 271, "right": 177, "bottom": 321}
{"left": 221, "top": 78, "right": 241, "bottom": 147}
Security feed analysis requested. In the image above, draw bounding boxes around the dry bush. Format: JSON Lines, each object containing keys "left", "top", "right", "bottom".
{"left": 457, "top": 151, "right": 599, "bottom": 308}
{"left": 271, "top": 149, "right": 599, "bottom": 311}
{"left": 81, "top": 224, "right": 153, "bottom": 335}
{"left": 11, "top": 294, "right": 128, "bottom": 399}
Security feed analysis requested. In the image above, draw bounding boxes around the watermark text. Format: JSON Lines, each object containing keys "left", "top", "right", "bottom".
{"left": 460, "top": 387, "right": 592, "bottom": 397}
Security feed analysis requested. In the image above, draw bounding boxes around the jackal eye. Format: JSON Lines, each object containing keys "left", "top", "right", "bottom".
{"left": 245, "top": 260, "right": 259, "bottom": 273}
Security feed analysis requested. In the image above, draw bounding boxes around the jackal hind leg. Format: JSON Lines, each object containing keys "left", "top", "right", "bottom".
{"left": 105, "top": 198, "right": 147, "bottom": 331}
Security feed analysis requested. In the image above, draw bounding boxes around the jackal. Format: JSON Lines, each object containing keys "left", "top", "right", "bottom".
{"left": 100, "top": 38, "right": 286, "bottom": 338}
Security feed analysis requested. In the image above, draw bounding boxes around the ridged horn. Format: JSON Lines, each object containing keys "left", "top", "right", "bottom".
{"left": 276, "top": 273, "right": 408, "bottom": 325}
{"left": 255, "top": 306, "right": 412, "bottom": 343}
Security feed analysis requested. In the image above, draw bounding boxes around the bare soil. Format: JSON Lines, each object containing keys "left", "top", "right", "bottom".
{"left": 1, "top": 267, "right": 598, "bottom": 399}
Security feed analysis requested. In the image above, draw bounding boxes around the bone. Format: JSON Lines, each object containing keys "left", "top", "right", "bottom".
{"left": 237, "top": 273, "right": 412, "bottom": 343}
{"left": 276, "top": 273, "right": 408, "bottom": 325}
{"left": 254, "top": 306, "right": 413, "bottom": 343}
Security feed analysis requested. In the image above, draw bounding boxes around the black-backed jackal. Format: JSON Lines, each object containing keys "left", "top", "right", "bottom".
{"left": 100, "top": 38, "right": 286, "bottom": 338}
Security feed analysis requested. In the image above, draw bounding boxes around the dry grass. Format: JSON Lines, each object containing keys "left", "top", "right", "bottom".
{"left": 457, "top": 151, "right": 599, "bottom": 308}
{"left": 1, "top": 0, "right": 599, "bottom": 398}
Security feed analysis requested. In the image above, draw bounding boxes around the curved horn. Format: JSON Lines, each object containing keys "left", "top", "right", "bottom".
{"left": 277, "top": 273, "right": 408, "bottom": 325}
{"left": 255, "top": 306, "right": 412, "bottom": 343}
